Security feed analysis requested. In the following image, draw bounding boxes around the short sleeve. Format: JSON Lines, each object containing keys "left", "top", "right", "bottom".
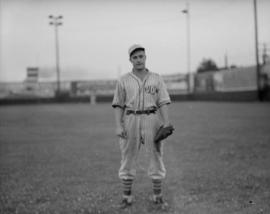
{"left": 112, "top": 79, "right": 126, "bottom": 109}
{"left": 157, "top": 76, "right": 171, "bottom": 107}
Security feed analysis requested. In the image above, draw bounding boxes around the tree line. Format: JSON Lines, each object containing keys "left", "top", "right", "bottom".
{"left": 196, "top": 58, "right": 237, "bottom": 73}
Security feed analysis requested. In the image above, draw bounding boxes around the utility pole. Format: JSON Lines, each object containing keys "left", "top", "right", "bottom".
{"left": 262, "top": 43, "right": 269, "bottom": 65}
{"left": 253, "top": 0, "right": 262, "bottom": 101}
{"left": 224, "top": 52, "right": 228, "bottom": 69}
{"left": 49, "top": 15, "right": 63, "bottom": 96}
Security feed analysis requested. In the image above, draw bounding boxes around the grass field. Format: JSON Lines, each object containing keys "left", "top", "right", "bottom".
{"left": 0, "top": 102, "right": 270, "bottom": 214}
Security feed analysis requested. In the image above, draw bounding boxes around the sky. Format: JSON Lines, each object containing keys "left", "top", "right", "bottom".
{"left": 0, "top": 0, "right": 270, "bottom": 82}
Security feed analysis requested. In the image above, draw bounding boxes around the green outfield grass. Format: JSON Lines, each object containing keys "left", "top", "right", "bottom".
{"left": 0, "top": 102, "right": 270, "bottom": 214}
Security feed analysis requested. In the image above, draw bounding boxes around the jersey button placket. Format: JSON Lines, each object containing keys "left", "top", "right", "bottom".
{"left": 138, "top": 83, "right": 144, "bottom": 146}
{"left": 140, "top": 80, "right": 147, "bottom": 146}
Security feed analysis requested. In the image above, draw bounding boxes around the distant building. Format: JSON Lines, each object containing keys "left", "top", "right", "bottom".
{"left": 24, "top": 67, "right": 39, "bottom": 91}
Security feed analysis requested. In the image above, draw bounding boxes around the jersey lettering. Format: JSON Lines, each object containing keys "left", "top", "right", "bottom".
{"left": 144, "top": 85, "right": 159, "bottom": 95}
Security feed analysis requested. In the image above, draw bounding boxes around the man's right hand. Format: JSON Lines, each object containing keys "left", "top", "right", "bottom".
{"left": 116, "top": 126, "right": 127, "bottom": 139}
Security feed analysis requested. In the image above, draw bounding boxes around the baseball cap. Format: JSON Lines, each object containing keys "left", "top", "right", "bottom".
{"left": 128, "top": 44, "right": 145, "bottom": 57}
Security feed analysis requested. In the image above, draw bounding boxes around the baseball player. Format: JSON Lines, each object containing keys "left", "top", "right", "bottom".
{"left": 112, "top": 44, "right": 171, "bottom": 209}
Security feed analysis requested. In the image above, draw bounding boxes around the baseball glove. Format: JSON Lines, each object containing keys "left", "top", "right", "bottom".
{"left": 154, "top": 125, "right": 174, "bottom": 152}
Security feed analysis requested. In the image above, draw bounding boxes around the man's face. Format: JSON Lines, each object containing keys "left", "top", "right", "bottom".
{"left": 129, "top": 50, "right": 146, "bottom": 70}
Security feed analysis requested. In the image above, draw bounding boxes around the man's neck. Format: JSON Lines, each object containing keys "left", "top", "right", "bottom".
{"left": 132, "top": 68, "right": 148, "bottom": 81}
{"left": 133, "top": 67, "right": 146, "bottom": 72}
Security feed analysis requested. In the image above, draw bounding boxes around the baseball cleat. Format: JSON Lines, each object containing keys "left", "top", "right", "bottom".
{"left": 150, "top": 195, "right": 169, "bottom": 210}
{"left": 118, "top": 196, "right": 133, "bottom": 209}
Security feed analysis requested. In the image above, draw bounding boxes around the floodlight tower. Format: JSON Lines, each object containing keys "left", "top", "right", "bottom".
{"left": 182, "top": 0, "right": 192, "bottom": 93}
{"left": 49, "top": 15, "right": 63, "bottom": 95}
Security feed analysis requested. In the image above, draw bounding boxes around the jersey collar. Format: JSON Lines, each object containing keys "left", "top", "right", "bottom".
{"left": 130, "top": 68, "right": 150, "bottom": 83}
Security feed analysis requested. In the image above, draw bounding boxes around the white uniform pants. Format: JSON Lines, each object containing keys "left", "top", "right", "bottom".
{"left": 118, "top": 112, "right": 166, "bottom": 180}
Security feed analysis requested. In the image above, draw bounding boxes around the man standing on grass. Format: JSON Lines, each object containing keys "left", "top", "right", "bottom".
{"left": 112, "top": 44, "right": 172, "bottom": 209}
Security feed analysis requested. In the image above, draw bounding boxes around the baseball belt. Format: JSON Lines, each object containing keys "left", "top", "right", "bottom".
{"left": 126, "top": 109, "right": 156, "bottom": 115}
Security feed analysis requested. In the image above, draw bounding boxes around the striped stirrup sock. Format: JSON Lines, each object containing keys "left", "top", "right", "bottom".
{"left": 122, "top": 179, "right": 133, "bottom": 196}
{"left": 152, "top": 179, "right": 162, "bottom": 195}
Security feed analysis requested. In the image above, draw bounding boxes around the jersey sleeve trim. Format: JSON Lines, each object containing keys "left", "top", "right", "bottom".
{"left": 157, "top": 100, "right": 171, "bottom": 108}
{"left": 112, "top": 104, "right": 125, "bottom": 109}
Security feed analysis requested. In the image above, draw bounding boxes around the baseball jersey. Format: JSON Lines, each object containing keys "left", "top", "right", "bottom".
{"left": 112, "top": 70, "right": 171, "bottom": 110}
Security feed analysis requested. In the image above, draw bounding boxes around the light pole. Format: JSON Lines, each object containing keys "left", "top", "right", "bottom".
{"left": 49, "top": 15, "right": 63, "bottom": 96}
{"left": 253, "top": 0, "right": 262, "bottom": 101}
{"left": 182, "top": 0, "right": 191, "bottom": 93}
